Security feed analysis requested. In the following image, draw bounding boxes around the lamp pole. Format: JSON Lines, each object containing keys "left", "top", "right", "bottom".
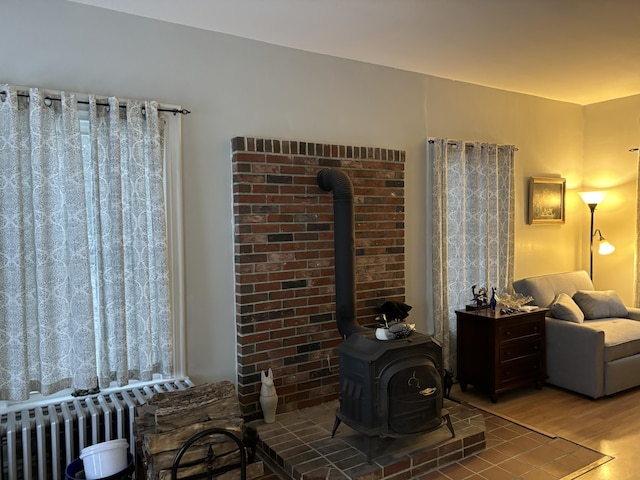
{"left": 587, "top": 203, "right": 596, "bottom": 279}
{"left": 579, "top": 191, "right": 614, "bottom": 280}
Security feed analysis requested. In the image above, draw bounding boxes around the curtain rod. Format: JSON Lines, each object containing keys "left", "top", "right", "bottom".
{"left": 0, "top": 90, "right": 191, "bottom": 116}
{"left": 428, "top": 139, "right": 518, "bottom": 151}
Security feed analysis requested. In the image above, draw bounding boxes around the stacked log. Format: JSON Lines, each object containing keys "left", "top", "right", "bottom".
{"left": 134, "top": 381, "right": 263, "bottom": 480}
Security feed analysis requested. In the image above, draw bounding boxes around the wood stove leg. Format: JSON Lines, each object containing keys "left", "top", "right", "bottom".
{"left": 443, "top": 413, "right": 455, "bottom": 438}
{"left": 331, "top": 416, "right": 341, "bottom": 437}
{"left": 366, "top": 436, "right": 374, "bottom": 463}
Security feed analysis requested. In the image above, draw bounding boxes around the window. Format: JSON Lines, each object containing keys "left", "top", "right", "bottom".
{"left": 0, "top": 87, "right": 185, "bottom": 404}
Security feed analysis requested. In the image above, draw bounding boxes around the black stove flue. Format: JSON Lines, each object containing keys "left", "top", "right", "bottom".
{"left": 317, "top": 168, "right": 454, "bottom": 460}
{"left": 316, "top": 168, "right": 365, "bottom": 340}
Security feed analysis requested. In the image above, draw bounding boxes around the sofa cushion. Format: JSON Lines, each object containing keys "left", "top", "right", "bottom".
{"left": 573, "top": 290, "right": 629, "bottom": 320}
{"left": 549, "top": 293, "right": 584, "bottom": 323}
{"left": 582, "top": 318, "right": 640, "bottom": 362}
{"left": 513, "top": 270, "right": 594, "bottom": 308}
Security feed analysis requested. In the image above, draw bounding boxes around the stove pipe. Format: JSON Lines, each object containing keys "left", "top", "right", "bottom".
{"left": 317, "top": 168, "right": 366, "bottom": 339}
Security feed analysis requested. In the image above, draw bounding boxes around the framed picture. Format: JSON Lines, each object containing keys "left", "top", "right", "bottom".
{"left": 528, "top": 177, "right": 566, "bottom": 224}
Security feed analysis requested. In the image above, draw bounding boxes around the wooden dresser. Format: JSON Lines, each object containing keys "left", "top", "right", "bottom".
{"left": 455, "top": 307, "right": 548, "bottom": 402}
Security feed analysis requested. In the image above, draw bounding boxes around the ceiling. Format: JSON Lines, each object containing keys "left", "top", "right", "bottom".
{"left": 68, "top": 0, "right": 640, "bottom": 105}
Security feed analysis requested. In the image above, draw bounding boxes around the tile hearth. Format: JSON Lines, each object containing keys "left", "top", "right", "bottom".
{"left": 251, "top": 399, "right": 485, "bottom": 480}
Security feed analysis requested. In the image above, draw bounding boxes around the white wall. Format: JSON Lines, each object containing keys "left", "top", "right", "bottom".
{"left": 3, "top": 0, "right": 599, "bottom": 386}
{"left": 424, "top": 77, "right": 585, "bottom": 283}
{"left": 584, "top": 96, "right": 640, "bottom": 304}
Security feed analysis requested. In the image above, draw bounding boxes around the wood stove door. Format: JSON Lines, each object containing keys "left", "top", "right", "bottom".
{"left": 382, "top": 359, "right": 443, "bottom": 435}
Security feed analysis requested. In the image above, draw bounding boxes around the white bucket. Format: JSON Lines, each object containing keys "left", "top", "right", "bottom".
{"left": 80, "top": 439, "right": 129, "bottom": 480}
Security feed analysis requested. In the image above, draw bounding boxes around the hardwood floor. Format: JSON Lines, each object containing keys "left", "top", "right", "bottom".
{"left": 451, "top": 382, "right": 640, "bottom": 479}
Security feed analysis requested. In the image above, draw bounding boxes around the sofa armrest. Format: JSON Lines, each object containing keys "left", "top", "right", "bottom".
{"left": 545, "top": 318, "right": 605, "bottom": 398}
{"left": 627, "top": 307, "right": 640, "bottom": 321}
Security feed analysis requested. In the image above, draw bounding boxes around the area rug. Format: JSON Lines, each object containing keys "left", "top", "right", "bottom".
{"left": 254, "top": 396, "right": 611, "bottom": 480}
{"left": 450, "top": 395, "right": 613, "bottom": 480}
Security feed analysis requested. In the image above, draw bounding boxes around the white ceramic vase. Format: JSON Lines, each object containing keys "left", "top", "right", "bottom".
{"left": 260, "top": 368, "right": 278, "bottom": 423}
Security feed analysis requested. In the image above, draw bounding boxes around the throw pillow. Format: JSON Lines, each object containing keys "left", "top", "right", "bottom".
{"left": 550, "top": 293, "right": 584, "bottom": 323}
{"left": 572, "top": 290, "right": 629, "bottom": 320}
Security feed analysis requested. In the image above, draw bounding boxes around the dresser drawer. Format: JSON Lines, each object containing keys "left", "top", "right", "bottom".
{"left": 498, "top": 319, "right": 542, "bottom": 341}
{"left": 498, "top": 357, "right": 543, "bottom": 384}
{"left": 500, "top": 339, "right": 543, "bottom": 362}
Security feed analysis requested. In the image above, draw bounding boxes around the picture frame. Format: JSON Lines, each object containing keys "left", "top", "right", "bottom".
{"left": 528, "top": 177, "right": 566, "bottom": 224}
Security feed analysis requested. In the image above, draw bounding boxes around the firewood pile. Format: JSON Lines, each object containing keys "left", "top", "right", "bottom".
{"left": 134, "top": 381, "right": 264, "bottom": 480}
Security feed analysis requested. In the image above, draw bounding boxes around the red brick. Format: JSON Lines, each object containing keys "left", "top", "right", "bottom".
{"left": 251, "top": 184, "right": 279, "bottom": 194}
{"left": 254, "top": 340, "right": 283, "bottom": 352}
{"left": 232, "top": 137, "right": 405, "bottom": 414}
{"left": 251, "top": 224, "right": 281, "bottom": 234}
{"left": 233, "top": 152, "right": 265, "bottom": 163}
{"left": 254, "top": 320, "right": 284, "bottom": 331}
{"left": 241, "top": 332, "right": 270, "bottom": 344}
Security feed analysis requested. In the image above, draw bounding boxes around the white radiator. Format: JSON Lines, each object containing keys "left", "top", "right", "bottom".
{"left": 0, "top": 379, "right": 194, "bottom": 480}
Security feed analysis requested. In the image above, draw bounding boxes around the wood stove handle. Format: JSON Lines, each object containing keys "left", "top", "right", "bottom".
{"left": 419, "top": 387, "right": 437, "bottom": 397}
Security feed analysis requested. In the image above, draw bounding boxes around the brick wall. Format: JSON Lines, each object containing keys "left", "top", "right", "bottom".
{"left": 231, "top": 136, "right": 406, "bottom": 419}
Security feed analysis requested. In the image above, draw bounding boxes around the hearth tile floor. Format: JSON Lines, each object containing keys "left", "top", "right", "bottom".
{"left": 251, "top": 399, "right": 611, "bottom": 480}
{"left": 252, "top": 399, "right": 485, "bottom": 480}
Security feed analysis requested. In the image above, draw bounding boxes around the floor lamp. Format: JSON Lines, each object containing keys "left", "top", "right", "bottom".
{"left": 578, "top": 191, "right": 615, "bottom": 279}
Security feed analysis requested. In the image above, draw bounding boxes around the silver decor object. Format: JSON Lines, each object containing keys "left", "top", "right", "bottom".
{"left": 495, "top": 290, "right": 534, "bottom": 309}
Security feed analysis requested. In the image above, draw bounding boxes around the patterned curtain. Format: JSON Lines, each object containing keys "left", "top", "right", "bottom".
{"left": 429, "top": 138, "right": 515, "bottom": 371}
{"left": 0, "top": 85, "right": 172, "bottom": 401}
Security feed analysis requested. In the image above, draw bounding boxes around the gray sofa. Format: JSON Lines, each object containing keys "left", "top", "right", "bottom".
{"left": 513, "top": 270, "right": 640, "bottom": 399}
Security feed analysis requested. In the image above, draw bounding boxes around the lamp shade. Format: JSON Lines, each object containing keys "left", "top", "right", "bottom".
{"left": 579, "top": 191, "right": 605, "bottom": 205}
{"left": 598, "top": 239, "right": 615, "bottom": 255}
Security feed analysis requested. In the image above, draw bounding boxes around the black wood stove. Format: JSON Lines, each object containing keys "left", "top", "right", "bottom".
{"left": 317, "top": 168, "right": 454, "bottom": 460}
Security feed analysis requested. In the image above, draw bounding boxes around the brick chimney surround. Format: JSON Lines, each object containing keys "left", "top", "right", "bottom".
{"left": 231, "top": 136, "right": 406, "bottom": 420}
